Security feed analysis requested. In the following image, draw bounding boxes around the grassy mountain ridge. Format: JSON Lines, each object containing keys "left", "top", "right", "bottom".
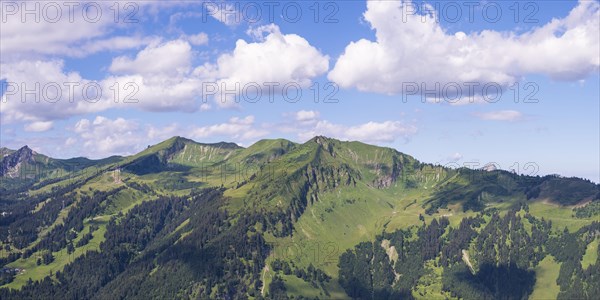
{"left": 0, "top": 136, "right": 598, "bottom": 299}
{"left": 0, "top": 146, "right": 122, "bottom": 194}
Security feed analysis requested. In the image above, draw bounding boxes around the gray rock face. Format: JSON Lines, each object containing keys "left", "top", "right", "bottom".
{"left": 0, "top": 146, "right": 34, "bottom": 177}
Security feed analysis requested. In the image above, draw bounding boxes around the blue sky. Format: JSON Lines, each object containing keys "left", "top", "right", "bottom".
{"left": 0, "top": 0, "right": 598, "bottom": 182}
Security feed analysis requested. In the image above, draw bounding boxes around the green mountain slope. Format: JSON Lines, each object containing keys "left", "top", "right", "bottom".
{"left": 0, "top": 136, "right": 598, "bottom": 299}
{"left": 0, "top": 146, "right": 122, "bottom": 194}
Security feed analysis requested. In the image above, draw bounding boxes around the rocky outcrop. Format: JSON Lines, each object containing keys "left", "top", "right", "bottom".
{"left": 0, "top": 146, "right": 35, "bottom": 177}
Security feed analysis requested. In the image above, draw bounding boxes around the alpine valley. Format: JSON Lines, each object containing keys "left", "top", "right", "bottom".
{"left": 0, "top": 136, "right": 598, "bottom": 299}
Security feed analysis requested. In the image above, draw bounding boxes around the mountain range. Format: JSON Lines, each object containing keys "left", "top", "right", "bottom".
{"left": 0, "top": 136, "right": 598, "bottom": 299}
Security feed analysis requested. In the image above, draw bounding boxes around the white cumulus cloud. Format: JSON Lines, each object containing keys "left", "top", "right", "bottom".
{"left": 209, "top": 24, "right": 329, "bottom": 107}
{"left": 190, "top": 116, "right": 269, "bottom": 141}
{"left": 0, "top": 1, "right": 183, "bottom": 60}
{"left": 295, "top": 110, "right": 320, "bottom": 122}
{"left": 287, "top": 110, "right": 418, "bottom": 144}
{"left": 1, "top": 24, "right": 327, "bottom": 123}
{"left": 474, "top": 110, "right": 523, "bottom": 122}
{"left": 73, "top": 116, "right": 144, "bottom": 157}
{"left": 298, "top": 120, "right": 418, "bottom": 143}
{"left": 185, "top": 32, "right": 209, "bottom": 46}
{"left": 24, "top": 121, "right": 53, "bottom": 132}
{"left": 109, "top": 40, "right": 192, "bottom": 75}
{"left": 328, "top": 0, "right": 600, "bottom": 96}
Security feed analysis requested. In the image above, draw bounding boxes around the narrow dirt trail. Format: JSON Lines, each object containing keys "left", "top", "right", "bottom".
{"left": 260, "top": 265, "right": 270, "bottom": 296}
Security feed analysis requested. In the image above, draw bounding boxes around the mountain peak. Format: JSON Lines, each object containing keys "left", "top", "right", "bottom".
{"left": 208, "top": 141, "right": 243, "bottom": 149}
{"left": 15, "top": 145, "right": 34, "bottom": 157}
{"left": 311, "top": 136, "right": 333, "bottom": 144}
{"left": 307, "top": 136, "right": 341, "bottom": 150}
{"left": 0, "top": 145, "right": 36, "bottom": 177}
{"left": 167, "top": 136, "right": 192, "bottom": 143}
{"left": 163, "top": 136, "right": 242, "bottom": 149}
